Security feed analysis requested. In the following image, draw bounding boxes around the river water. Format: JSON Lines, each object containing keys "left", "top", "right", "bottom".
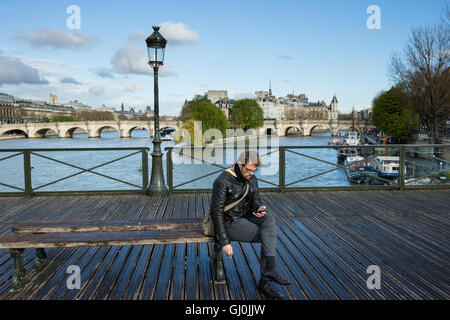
{"left": 0, "top": 130, "right": 350, "bottom": 192}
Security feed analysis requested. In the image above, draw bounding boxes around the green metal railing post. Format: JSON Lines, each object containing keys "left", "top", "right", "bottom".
{"left": 166, "top": 147, "right": 173, "bottom": 193}
{"left": 142, "top": 149, "right": 149, "bottom": 194}
{"left": 399, "top": 145, "right": 405, "bottom": 190}
{"left": 279, "top": 147, "right": 285, "bottom": 192}
{"left": 23, "top": 150, "right": 32, "bottom": 197}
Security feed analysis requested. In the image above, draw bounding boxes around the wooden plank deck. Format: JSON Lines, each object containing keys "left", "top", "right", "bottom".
{"left": 0, "top": 189, "right": 448, "bottom": 300}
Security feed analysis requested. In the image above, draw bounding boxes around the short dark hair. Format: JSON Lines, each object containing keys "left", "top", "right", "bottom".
{"left": 237, "top": 151, "right": 261, "bottom": 167}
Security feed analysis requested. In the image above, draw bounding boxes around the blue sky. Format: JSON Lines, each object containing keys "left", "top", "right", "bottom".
{"left": 0, "top": 0, "right": 447, "bottom": 115}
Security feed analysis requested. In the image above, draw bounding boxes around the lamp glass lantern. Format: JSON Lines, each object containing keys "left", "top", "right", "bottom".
{"left": 146, "top": 26, "right": 167, "bottom": 66}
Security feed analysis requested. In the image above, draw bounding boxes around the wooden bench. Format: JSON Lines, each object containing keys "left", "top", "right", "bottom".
{"left": 0, "top": 218, "right": 226, "bottom": 291}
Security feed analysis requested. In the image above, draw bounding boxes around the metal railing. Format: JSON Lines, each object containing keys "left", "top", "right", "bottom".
{"left": 165, "top": 144, "right": 450, "bottom": 192}
{"left": 0, "top": 148, "right": 149, "bottom": 196}
{"left": 1, "top": 144, "right": 448, "bottom": 197}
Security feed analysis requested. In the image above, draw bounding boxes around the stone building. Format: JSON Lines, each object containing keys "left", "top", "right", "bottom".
{"left": 49, "top": 93, "right": 58, "bottom": 105}
{"left": 0, "top": 101, "right": 18, "bottom": 124}
{"left": 281, "top": 94, "right": 338, "bottom": 121}
{"left": 206, "top": 90, "right": 228, "bottom": 104}
{"left": 255, "top": 91, "right": 284, "bottom": 120}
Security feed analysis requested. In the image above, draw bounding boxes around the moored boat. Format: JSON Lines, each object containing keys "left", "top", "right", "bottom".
{"left": 328, "top": 137, "right": 345, "bottom": 147}
{"left": 373, "top": 156, "right": 400, "bottom": 180}
{"left": 344, "top": 131, "right": 360, "bottom": 146}
{"left": 344, "top": 156, "right": 379, "bottom": 184}
{"left": 161, "top": 133, "right": 174, "bottom": 141}
{"left": 337, "top": 148, "right": 358, "bottom": 163}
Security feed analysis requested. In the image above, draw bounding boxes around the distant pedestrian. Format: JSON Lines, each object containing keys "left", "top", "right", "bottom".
{"left": 210, "top": 151, "right": 291, "bottom": 299}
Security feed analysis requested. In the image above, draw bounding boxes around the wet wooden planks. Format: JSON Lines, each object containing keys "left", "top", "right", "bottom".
{"left": 0, "top": 189, "right": 449, "bottom": 300}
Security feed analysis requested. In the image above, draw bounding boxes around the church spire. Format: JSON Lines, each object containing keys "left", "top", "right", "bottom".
{"left": 269, "top": 80, "right": 272, "bottom": 96}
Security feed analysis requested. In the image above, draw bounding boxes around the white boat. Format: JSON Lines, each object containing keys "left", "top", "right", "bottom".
{"left": 328, "top": 137, "right": 344, "bottom": 146}
{"left": 161, "top": 133, "right": 174, "bottom": 141}
{"left": 344, "top": 131, "right": 360, "bottom": 146}
{"left": 373, "top": 156, "right": 400, "bottom": 180}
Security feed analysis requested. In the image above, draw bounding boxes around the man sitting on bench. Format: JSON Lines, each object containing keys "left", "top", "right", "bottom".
{"left": 210, "top": 151, "right": 291, "bottom": 300}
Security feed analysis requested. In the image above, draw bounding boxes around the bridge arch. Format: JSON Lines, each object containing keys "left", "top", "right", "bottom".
{"left": 91, "top": 125, "right": 120, "bottom": 138}
{"left": 1, "top": 129, "right": 28, "bottom": 138}
{"left": 264, "top": 127, "right": 277, "bottom": 136}
{"left": 285, "top": 126, "right": 303, "bottom": 136}
{"left": 309, "top": 124, "right": 332, "bottom": 136}
{"left": 128, "top": 126, "right": 150, "bottom": 138}
{"left": 33, "top": 128, "right": 59, "bottom": 138}
{"left": 62, "top": 127, "right": 88, "bottom": 138}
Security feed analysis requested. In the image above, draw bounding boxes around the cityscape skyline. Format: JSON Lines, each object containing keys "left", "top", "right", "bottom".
{"left": 0, "top": 0, "right": 447, "bottom": 115}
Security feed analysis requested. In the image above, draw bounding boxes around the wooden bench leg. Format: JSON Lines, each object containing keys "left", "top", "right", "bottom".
{"left": 35, "top": 248, "right": 47, "bottom": 272}
{"left": 10, "top": 249, "right": 27, "bottom": 291}
{"left": 212, "top": 243, "right": 226, "bottom": 285}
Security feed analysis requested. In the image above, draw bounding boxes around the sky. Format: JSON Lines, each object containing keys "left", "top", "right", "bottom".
{"left": 0, "top": 0, "right": 447, "bottom": 115}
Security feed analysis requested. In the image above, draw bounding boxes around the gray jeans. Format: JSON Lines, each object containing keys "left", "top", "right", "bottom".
{"left": 225, "top": 213, "right": 277, "bottom": 279}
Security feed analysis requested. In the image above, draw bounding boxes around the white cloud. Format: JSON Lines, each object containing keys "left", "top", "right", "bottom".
{"left": 0, "top": 55, "right": 48, "bottom": 86}
{"left": 128, "top": 22, "right": 199, "bottom": 47}
{"left": 110, "top": 45, "right": 174, "bottom": 76}
{"left": 159, "top": 22, "right": 199, "bottom": 46}
{"left": 12, "top": 27, "right": 101, "bottom": 50}
{"left": 89, "top": 85, "right": 105, "bottom": 96}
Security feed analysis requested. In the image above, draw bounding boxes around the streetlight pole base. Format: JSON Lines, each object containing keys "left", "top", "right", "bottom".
{"left": 146, "top": 136, "right": 168, "bottom": 195}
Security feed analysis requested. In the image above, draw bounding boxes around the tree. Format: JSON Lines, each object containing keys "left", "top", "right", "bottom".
{"left": 191, "top": 100, "right": 228, "bottom": 137}
{"left": 180, "top": 95, "right": 209, "bottom": 122}
{"left": 372, "top": 87, "right": 418, "bottom": 143}
{"left": 229, "top": 99, "right": 264, "bottom": 131}
{"left": 180, "top": 96, "right": 228, "bottom": 138}
{"left": 73, "top": 110, "right": 116, "bottom": 121}
{"left": 390, "top": 10, "right": 450, "bottom": 143}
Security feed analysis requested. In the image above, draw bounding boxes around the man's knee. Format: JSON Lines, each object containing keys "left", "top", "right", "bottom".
{"left": 262, "top": 213, "right": 276, "bottom": 226}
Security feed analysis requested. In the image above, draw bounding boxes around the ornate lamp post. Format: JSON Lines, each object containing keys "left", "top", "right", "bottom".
{"left": 146, "top": 26, "right": 168, "bottom": 194}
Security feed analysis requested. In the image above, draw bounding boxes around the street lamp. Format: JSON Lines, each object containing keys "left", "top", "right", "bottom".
{"left": 146, "top": 26, "right": 168, "bottom": 194}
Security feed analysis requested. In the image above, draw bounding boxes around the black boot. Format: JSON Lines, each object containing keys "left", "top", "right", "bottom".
{"left": 258, "top": 280, "right": 284, "bottom": 300}
{"left": 261, "top": 256, "right": 291, "bottom": 285}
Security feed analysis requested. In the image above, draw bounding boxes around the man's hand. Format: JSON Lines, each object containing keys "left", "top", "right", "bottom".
{"left": 252, "top": 205, "right": 266, "bottom": 218}
{"left": 222, "top": 244, "right": 233, "bottom": 258}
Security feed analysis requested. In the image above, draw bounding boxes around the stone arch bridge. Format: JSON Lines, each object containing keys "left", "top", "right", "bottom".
{"left": 0, "top": 120, "right": 182, "bottom": 138}
{"left": 0, "top": 119, "right": 372, "bottom": 139}
{"left": 259, "top": 119, "right": 372, "bottom": 137}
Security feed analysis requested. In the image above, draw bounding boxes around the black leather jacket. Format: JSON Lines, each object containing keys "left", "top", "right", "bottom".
{"left": 210, "top": 166, "right": 262, "bottom": 247}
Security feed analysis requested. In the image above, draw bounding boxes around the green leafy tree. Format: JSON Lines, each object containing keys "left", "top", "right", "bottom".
{"left": 372, "top": 87, "right": 418, "bottom": 143}
{"left": 182, "top": 96, "right": 228, "bottom": 134}
{"left": 191, "top": 100, "right": 228, "bottom": 136}
{"left": 180, "top": 95, "right": 209, "bottom": 122}
{"left": 229, "top": 99, "right": 264, "bottom": 131}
